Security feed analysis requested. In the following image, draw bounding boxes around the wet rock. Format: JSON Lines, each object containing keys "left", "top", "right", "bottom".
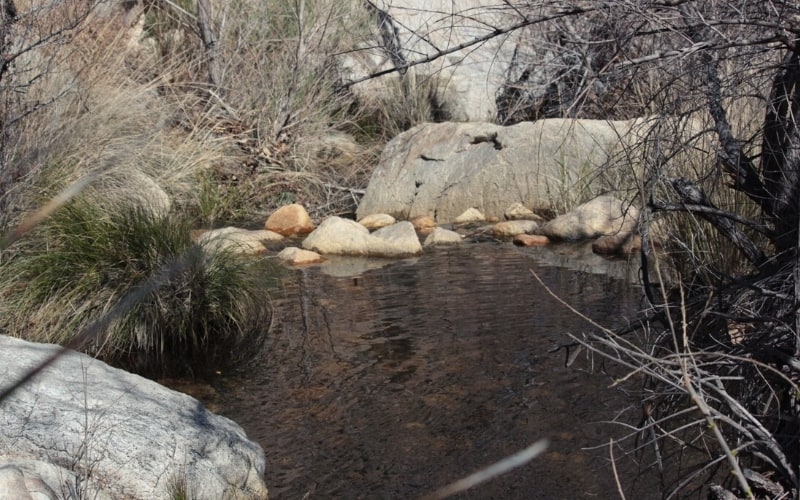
{"left": 410, "top": 215, "right": 436, "bottom": 235}
{"left": 592, "top": 233, "right": 642, "bottom": 256}
{"left": 356, "top": 119, "right": 639, "bottom": 223}
{"left": 454, "top": 208, "right": 485, "bottom": 224}
{"left": 492, "top": 220, "right": 538, "bottom": 238}
{"left": 514, "top": 234, "right": 550, "bottom": 247}
{"left": 277, "top": 247, "right": 325, "bottom": 265}
{"left": 358, "top": 213, "right": 396, "bottom": 230}
{"left": 196, "top": 227, "right": 282, "bottom": 255}
{"left": 424, "top": 227, "right": 463, "bottom": 246}
{"left": 0, "top": 335, "right": 268, "bottom": 500}
{"left": 538, "top": 195, "right": 639, "bottom": 242}
{"left": 504, "top": 202, "right": 542, "bottom": 221}
{"left": 265, "top": 203, "right": 315, "bottom": 236}
{"left": 302, "top": 217, "right": 422, "bottom": 257}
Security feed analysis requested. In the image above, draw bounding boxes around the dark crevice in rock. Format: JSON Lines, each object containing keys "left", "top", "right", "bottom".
{"left": 419, "top": 154, "right": 444, "bottom": 161}
{"left": 470, "top": 132, "right": 503, "bottom": 150}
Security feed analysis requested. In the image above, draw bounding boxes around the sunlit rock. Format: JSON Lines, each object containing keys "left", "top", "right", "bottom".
{"left": 196, "top": 227, "right": 281, "bottom": 255}
{"left": 277, "top": 247, "right": 325, "bottom": 265}
{"left": 356, "top": 119, "right": 640, "bottom": 223}
{"left": 454, "top": 208, "right": 485, "bottom": 224}
{"left": 423, "top": 227, "right": 463, "bottom": 246}
{"left": 265, "top": 203, "right": 315, "bottom": 236}
{"left": 538, "top": 195, "right": 639, "bottom": 242}
{"left": 303, "top": 217, "right": 422, "bottom": 257}
{"left": 358, "top": 213, "right": 396, "bottom": 230}
{"left": 410, "top": 215, "right": 436, "bottom": 235}
{"left": 504, "top": 202, "right": 541, "bottom": 221}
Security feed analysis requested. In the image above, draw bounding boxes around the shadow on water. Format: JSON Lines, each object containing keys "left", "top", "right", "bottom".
{"left": 219, "top": 242, "right": 662, "bottom": 499}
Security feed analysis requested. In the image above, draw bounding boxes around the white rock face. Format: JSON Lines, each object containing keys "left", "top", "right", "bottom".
{"left": 492, "top": 220, "right": 539, "bottom": 238}
{"left": 344, "top": 0, "right": 522, "bottom": 121}
{"left": 0, "top": 336, "right": 268, "bottom": 500}
{"left": 356, "top": 119, "right": 639, "bottom": 223}
{"left": 302, "top": 217, "right": 422, "bottom": 257}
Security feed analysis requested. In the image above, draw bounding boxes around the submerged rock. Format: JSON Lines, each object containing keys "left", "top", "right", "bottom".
{"left": 0, "top": 335, "right": 268, "bottom": 500}
{"left": 514, "top": 234, "right": 550, "bottom": 247}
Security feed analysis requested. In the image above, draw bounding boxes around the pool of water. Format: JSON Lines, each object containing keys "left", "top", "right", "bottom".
{"left": 218, "top": 242, "right": 660, "bottom": 499}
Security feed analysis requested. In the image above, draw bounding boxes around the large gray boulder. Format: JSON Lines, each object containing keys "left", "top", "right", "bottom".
{"left": 356, "top": 119, "right": 639, "bottom": 223}
{"left": 0, "top": 335, "right": 268, "bottom": 500}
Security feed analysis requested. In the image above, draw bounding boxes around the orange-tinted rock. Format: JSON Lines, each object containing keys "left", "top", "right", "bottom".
{"left": 277, "top": 247, "right": 325, "bottom": 265}
{"left": 592, "top": 233, "right": 642, "bottom": 256}
{"left": 265, "top": 204, "right": 315, "bottom": 236}
{"left": 410, "top": 215, "right": 436, "bottom": 236}
{"left": 513, "top": 234, "right": 550, "bottom": 247}
{"left": 358, "top": 213, "right": 396, "bottom": 230}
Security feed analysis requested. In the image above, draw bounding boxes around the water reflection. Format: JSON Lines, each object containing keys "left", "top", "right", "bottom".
{"left": 220, "top": 243, "right": 658, "bottom": 499}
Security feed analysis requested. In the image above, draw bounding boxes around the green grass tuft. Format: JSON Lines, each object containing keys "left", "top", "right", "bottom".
{"left": 0, "top": 199, "right": 273, "bottom": 378}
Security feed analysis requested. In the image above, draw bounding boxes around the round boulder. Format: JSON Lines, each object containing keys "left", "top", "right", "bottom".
{"left": 265, "top": 204, "right": 315, "bottom": 236}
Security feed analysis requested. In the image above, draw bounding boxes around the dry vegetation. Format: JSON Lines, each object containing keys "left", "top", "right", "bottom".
{"left": 3, "top": 1, "right": 800, "bottom": 497}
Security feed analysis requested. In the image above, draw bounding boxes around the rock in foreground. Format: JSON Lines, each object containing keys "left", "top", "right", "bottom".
{"left": 0, "top": 336, "right": 268, "bottom": 499}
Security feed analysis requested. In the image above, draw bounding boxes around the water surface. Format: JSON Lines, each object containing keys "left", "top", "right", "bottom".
{"left": 220, "top": 242, "right": 656, "bottom": 499}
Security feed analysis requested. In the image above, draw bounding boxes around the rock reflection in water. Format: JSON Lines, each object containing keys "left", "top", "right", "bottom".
{"left": 220, "top": 243, "right": 656, "bottom": 499}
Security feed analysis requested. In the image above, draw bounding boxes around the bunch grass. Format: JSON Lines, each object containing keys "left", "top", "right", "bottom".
{"left": 0, "top": 198, "right": 272, "bottom": 377}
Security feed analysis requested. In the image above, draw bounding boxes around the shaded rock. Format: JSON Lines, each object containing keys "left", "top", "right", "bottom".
{"left": 358, "top": 213, "right": 396, "bottom": 230}
{"left": 492, "top": 220, "right": 538, "bottom": 238}
{"left": 196, "top": 227, "right": 282, "bottom": 255}
{"left": 265, "top": 203, "right": 315, "bottom": 236}
{"left": 0, "top": 335, "right": 268, "bottom": 500}
{"left": 514, "top": 234, "right": 550, "bottom": 247}
{"left": 424, "top": 227, "right": 463, "bottom": 246}
{"left": 454, "top": 208, "right": 485, "bottom": 224}
{"left": 592, "top": 233, "right": 642, "bottom": 256}
{"left": 504, "top": 202, "right": 542, "bottom": 221}
{"left": 277, "top": 247, "right": 325, "bottom": 265}
{"left": 356, "top": 119, "right": 640, "bottom": 223}
{"left": 538, "top": 195, "right": 639, "bottom": 241}
{"left": 410, "top": 215, "right": 436, "bottom": 235}
{"left": 302, "top": 217, "right": 422, "bottom": 257}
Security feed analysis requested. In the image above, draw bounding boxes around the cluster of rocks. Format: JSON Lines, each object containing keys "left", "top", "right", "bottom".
{"left": 195, "top": 194, "right": 644, "bottom": 267}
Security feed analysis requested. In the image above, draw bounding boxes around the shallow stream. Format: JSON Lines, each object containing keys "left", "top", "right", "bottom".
{"left": 218, "top": 242, "right": 660, "bottom": 499}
